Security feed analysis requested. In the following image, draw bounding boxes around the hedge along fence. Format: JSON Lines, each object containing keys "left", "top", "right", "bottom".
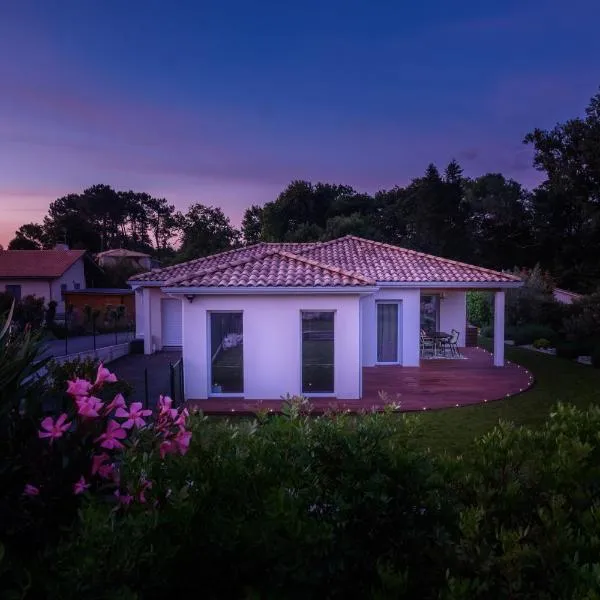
{"left": 31, "top": 401, "right": 600, "bottom": 600}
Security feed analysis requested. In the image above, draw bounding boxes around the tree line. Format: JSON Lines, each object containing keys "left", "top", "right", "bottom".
{"left": 9, "top": 88, "right": 600, "bottom": 292}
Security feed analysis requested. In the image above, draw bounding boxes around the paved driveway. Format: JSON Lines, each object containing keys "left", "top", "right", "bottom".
{"left": 108, "top": 351, "right": 182, "bottom": 408}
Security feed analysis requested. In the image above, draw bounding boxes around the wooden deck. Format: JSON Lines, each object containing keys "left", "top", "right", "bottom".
{"left": 188, "top": 347, "right": 534, "bottom": 415}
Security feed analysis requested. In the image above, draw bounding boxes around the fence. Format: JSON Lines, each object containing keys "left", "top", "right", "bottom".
{"left": 141, "top": 357, "right": 185, "bottom": 409}
{"left": 47, "top": 326, "right": 136, "bottom": 358}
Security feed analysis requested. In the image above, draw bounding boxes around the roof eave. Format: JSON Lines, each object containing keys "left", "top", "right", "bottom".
{"left": 376, "top": 281, "right": 523, "bottom": 289}
{"left": 162, "top": 285, "right": 379, "bottom": 296}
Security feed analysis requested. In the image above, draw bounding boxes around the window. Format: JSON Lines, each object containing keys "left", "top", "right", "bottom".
{"left": 377, "top": 303, "right": 399, "bottom": 362}
{"left": 210, "top": 312, "right": 243, "bottom": 394}
{"left": 74, "top": 283, "right": 81, "bottom": 290}
{"left": 5, "top": 285, "right": 21, "bottom": 301}
{"left": 420, "top": 295, "right": 440, "bottom": 333}
{"left": 60, "top": 283, "right": 67, "bottom": 299}
{"left": 302, "top": 311, "right": 334, "bottom": 394}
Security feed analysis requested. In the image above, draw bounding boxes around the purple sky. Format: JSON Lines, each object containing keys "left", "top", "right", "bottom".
{"left": 1, "top": 0, "right": 599, "bottom": 245}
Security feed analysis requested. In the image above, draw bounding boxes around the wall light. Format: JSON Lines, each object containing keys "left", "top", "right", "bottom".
{"left": 185, "top": 294, "right": 195, "bottom": 304}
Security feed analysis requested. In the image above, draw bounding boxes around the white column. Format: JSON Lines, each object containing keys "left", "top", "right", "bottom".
{"left": 142, "top": 288, "right": 153, "bottom": 355}
{"left": 493, "top": 290, "right": 505, "bottom": 367}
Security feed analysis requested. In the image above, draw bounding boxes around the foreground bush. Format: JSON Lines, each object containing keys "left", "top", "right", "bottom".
{"left": 39, "top": 403, "right": 600, "bottom": 599}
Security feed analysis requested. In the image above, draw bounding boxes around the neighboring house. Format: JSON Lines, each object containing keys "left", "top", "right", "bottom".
{"left": 553, "top": 288, "right": 583, "bottom": 305}
{"left": 129, "top": 236, "right": 521, "bottom": 401}
{"left": 96, "top": 249, "right": 159, "bottom": 271}
{"left": 0, "top": 247, "right": 86, "bottom": 312}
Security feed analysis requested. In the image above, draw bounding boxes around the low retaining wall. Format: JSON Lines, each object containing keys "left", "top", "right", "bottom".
{"left": 53, "top": 342, "right": 130, "bottom": 365}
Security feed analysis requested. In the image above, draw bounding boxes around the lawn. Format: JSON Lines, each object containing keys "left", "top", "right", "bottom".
{"left": 416, "top": 339, "right": 600, "bottom": 454}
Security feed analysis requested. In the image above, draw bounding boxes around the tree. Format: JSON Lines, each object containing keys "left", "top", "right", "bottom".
{"left": 524, "top": 88, "right": 600, "bottom": 291}
{"left": 8, "top": 223, "right": 47, "bottom": 249}
{"left": 241, "top": 205, "right": 264, "bottom": 245}
{"left": 463, "top": 174, "right": 534, "bottom": 270}
{"left": 178, "top": 204, "right": 240, "bottom": 262}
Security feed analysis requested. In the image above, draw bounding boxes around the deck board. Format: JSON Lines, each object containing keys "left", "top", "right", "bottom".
{"left": 188, "top": 347, "right": 534, "bottom": 414}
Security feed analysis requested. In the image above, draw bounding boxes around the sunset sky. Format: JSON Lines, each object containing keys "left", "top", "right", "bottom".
{"left": 1, "top": 0, "right": 599, "bottom": 246}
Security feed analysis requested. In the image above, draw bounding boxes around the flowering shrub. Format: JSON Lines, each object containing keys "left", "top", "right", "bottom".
{"left": 25, "top": 362, "right": 192, "bottom": 509}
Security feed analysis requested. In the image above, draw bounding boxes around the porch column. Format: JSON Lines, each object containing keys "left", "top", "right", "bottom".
{"left": 142, "top": 287, "right": 153, "bottom": 355}
{"left": 493, "top": 290, "right": 505, "bottom": 367}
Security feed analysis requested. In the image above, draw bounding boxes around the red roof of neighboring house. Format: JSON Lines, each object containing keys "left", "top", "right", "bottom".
{"left": 0, "top": 250, "right": 86, "bottom": 279}
{"left": 130, "top": 236, "right": 521, "bottom": 288}
{"left": 166, "top": 249, "right": 374, "bottom": 288}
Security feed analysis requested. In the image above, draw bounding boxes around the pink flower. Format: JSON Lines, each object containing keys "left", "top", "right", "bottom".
{"left": 95, "top": 363, "right": 117, "bottom": 387}
{"left": 24, "top": 484, "right": 40, "bottom": 496}
{"left": 66, "top": 378, "right": 93, "bottom": 398}
{"left": 94, "top": 420, "right": 127, "bottom": 450}
{"left": 76, "top": 396, "right": 104, "bottom": 418}
{"left": 115, "top": 402, "right": 152, "bottom": 429}
{"left": 174, "top": 408, "right": 189, "bottom": 430}
{"left": 38, "top": 413, "right": 71, "bottom": 442}
{"left": 159, "top": 439, "right": 176, "bottom": 459}
{"left": 114, "top": 489, "right": 134, "bottom": 505}
{"left": 73, "top": 476, "right": 90, "bottom": 495}
{"left": 158, "top": 395, "right": 177, "bottom": 420}
{"left": 174, "top": 430, "right": 192, "bottom": 455}
{"left": 91, "top": 452, "right": 110, "bottom": 476}
{"left": 104, "top": 393, "right": 126, "bottom": 415}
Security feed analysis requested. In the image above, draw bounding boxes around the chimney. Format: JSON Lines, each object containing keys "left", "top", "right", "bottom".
{"left": 54, "top": 243, "right": 70, "bottom": 251}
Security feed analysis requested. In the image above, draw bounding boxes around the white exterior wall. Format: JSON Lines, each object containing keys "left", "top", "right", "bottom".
{"left": 1, "top": 258, "right": 86, "bottom": 312}
{"left": 183, "top": 294, "right": 362, "bottom": 400}
{"left": 360, "top": 288, "right": 421, "bottom": 367}
{"left": 135, "top": 289, "right": 144, "bottom": 338}
{"left": 439, "top": 291, "right": 467, "bottom": 347}
{"left": 52, "top": 260, "right": 86, "bottom": 312}
{"left": 140, "top": 287, "right": 181, "bottom": 353}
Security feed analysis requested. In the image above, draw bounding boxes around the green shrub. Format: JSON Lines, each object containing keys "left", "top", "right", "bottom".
{"left": 505, "top": 324, "right": 557, "bottom": 346}
{"left": 591, "top": 346, "right": 600, "bottom": 369}
{"left": 467, "top": 291, "right": 492, "bottom": 328}
{"left": 480, "top": 324, "right": 493, "bottom": 338}
{"left": 40, "top": 403, "right": 600, "bottom": 600}
{"left": 532, "top": 338, "right": 551, "bottom": 349}
{"left": 555, "top": 341, "right": 582, "bottom": 360}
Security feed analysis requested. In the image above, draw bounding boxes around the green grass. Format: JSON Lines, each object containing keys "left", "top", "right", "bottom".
{"left": 416, "top": 339, "right": 600, "bottom": 455}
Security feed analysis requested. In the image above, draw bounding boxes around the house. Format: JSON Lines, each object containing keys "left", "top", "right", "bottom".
{"left": 129, "top": 236, "right": 522, "bottom": 402}
{"left": 0, "top": 246, "right": 86, "bottom": 312}
{"left": 553, "top": 287, "right": 583, "bottom": 305}
{"left": 96, "top": 249, "right": 159, "bottom": 271}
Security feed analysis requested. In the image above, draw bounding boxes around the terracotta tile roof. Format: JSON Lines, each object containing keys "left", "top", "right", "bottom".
{"left": 0, "top": 249, "right": 86, "bottom": 279}
{"left": 128, "top": 243, "right": 315, "bottom": 283}
{"left": 298, "top": 236, "right": 521, "bottom": 284}
{"left": 165, "top": 249, "right": 374, "bottom": 288}
{"left": 131, "top": 235, "right": 520, "bottom": 287}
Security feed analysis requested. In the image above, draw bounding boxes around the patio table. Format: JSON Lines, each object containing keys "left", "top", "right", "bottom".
{"left": 430, "top": 332, "right": 451, "bottom": 356}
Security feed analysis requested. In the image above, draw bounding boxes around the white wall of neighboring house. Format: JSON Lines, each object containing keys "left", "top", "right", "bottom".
{"left": 361, "top": 288, "right": 421, "bottom": 367}
{"left": 439, "top": 291, "right": 467, "bottom": 347}
{"left": 182, "top": 294, "right": 363, "bottom": 401}
{"left": 1, "top": 257, "right": 86, "bottom": 312}
{"left": 51, "top": 259, "right": 86, "bottom": 312}
{"left": 135, "top": 289, "right": 144, "bottom": 338}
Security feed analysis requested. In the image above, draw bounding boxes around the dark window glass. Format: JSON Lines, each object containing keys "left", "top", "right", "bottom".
{"left": 377, "top": 303, "right": 399, "bottom": 362}
{"left": 302, "top": 311, "right": 334, "bottom": 394}
{"left": 420, "top": 295, "right": 440, "bottom": 334}
{"left": 210, "top": 312, "right": 243, "bottom": 394}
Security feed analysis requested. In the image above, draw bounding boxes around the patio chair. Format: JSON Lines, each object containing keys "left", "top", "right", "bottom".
{"left": 445, "top": 329, "right": 460, "bottom": 357}
{"left": 420, "top": 330, "right": 435, "bottom": 357}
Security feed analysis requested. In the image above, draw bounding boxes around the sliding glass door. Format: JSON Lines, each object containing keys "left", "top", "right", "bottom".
{"left": 302, "top": 311, "right": 334, "bottom": 394}
{"left": 210, "top": 312, "right": 243, "bottom": 394}
{"left": 377, "top": 303, "right": 399, "bottom": 363}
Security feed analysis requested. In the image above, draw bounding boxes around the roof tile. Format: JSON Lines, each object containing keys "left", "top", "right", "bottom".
{"left": 0, "top": 250, "right": 86, "bottom": 279}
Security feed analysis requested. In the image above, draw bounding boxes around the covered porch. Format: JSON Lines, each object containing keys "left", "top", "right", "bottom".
{"left": 188, "top": 347, "right": 533, "bottom": 415}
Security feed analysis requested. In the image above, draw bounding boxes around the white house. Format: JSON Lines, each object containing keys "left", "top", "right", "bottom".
{"left": 129, "top": 236, "right": 521, "bottom": 401}
{"left": 0, "top": 247, "right": 87, "bottom": 312}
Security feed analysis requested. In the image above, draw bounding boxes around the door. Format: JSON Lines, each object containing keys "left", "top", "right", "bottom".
{"left": 161, "top": 298, "right": 182, "bottom": 348}
{"left": 377, "top": 302, "right": 401, "bottom": 363}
